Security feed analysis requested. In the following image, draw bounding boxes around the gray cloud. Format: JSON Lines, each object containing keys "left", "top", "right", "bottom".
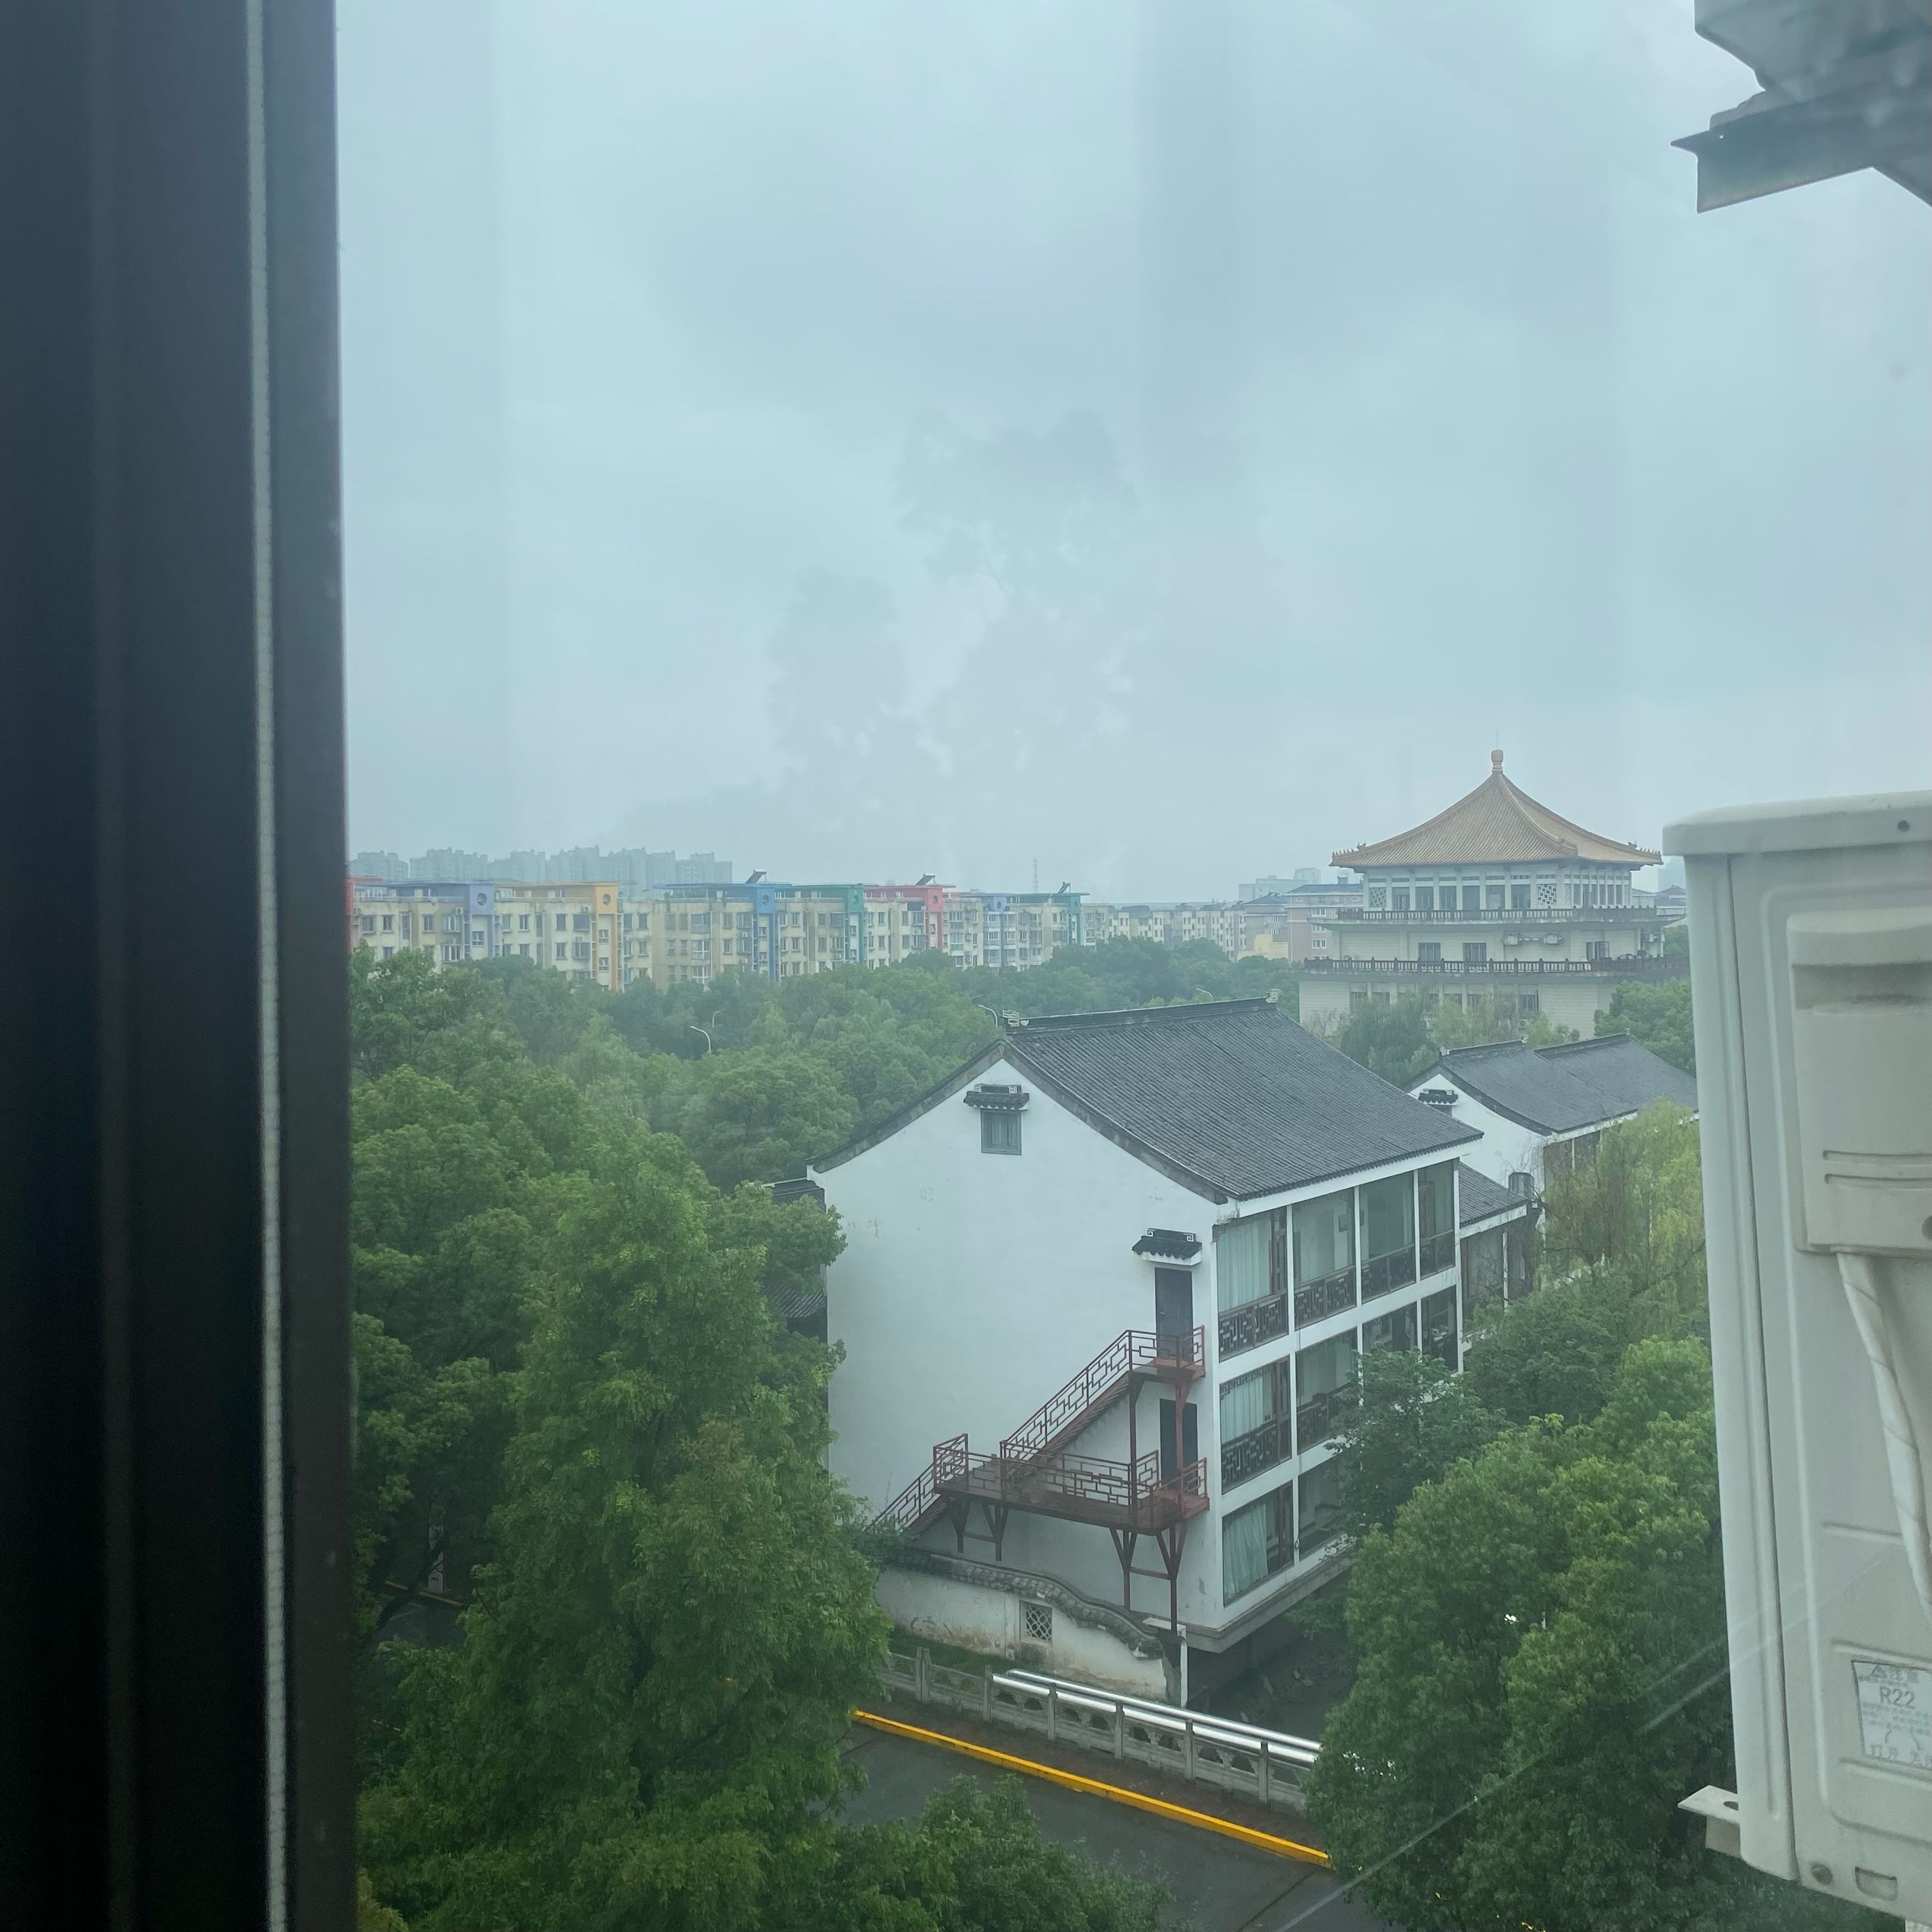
{"left": 339, "top": 0, "right": 1931, "bottom": 897}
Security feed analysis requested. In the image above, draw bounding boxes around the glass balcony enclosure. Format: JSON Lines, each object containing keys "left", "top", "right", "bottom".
{"left": 1218, "top": 1358, "right": 1292, "bottom": 1489}
{"left": 1291, "top": 1188, "right": 1356, "bottom": 1324}
{"left": 1360, "top": 1173, "right": 1417, "bottom": 1301}
{"left": 1294, "top": 1330, "right": 1358, "bottom": 1454}
{"left": 1418, "top": 1160, "right": 1456, "bottom": 1275}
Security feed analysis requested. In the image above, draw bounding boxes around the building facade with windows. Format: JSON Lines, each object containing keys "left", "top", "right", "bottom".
{"left": 1300, "top": 751, "right": 1684, "bottom": 1036}
{"left": 1407, "top": 1032, "right": 1699, "bottom": 1192}
{"left": 940, "top": 889, "right": 1082, "bottom": 970}
{"left": 866, "top": 882, "right": 946, "bottom": 963}
{"left": 813, "top": 997, "right": 1529, "bottom": 1699}
{"left": 1081, "top": 902, "right": 1239, "bottom": 953}
{"left": 349, "top": 878, "right": 627, "bottom": 989}
{"left": 623, "top": 881, "right": 864, "bottom": 986}
{"left": 1233, "top": 878, "right": 1362, "bottom": 963}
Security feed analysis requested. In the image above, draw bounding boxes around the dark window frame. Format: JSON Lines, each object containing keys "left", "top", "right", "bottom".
{"left": 2, "top": 6, "right": 352, "bottom": 1924}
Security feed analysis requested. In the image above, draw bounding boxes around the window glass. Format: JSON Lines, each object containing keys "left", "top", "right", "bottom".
{"left": 1215, "top": 1211, "right": 1273, "bottom": 1311}
{"left": 1360, "top": 1174, "right": 1414, "bottom": 1262}
{"left": 1222, "top": 1480, "right": 1294, "bottom": 1602}
{"left": 1294, "top": 1331, "right": 1357, "bottom": 1455}
{"left": 328, "top": 6, "right": 1924, "bottom": 1924}
{"left": 1418, "top": 1162, "right": 1454, "bottom": 1241}
{"left": 1297, "top": 1458, "right": 1344, "bottom": 1555}
{"left": 1218, "top": 1365, "right": 1275, "bottom": 1441}
{"left": 1363, "top": 1303, "right": 1418, "bottom": 1354}
{"left": 1461, "top": 1226, "right": 1506, "bottom": 1329}
{"left": 1291, "top": 1189, "right": 1353, "bottom": 1285}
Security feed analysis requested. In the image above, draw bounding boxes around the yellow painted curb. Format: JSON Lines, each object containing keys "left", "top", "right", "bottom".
{"left": 850, "top": 1708, "right": 1331, "bottom": 1867}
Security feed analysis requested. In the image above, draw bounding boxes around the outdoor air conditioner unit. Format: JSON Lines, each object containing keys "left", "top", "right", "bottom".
{"left": 1666, "top": 792, "right": 1932, "bottom": 1924}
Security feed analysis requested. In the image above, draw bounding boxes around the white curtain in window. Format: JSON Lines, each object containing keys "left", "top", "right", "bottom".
{"left": 1216, "top": 1215, "right": 1271, "bottom": 1311}
{"left": 1219, "top": 1369, "right": 1271, "bottom": 1443}
{"left": 1222, "top": 1497, "right": 1268, "bottom": 1600}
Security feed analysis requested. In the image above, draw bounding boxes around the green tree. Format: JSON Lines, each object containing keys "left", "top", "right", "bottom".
{"left": 478, "top": 953, "right": 610, "bottom": 1065}
{"left": 1319, "top": 993, "right": 1438, "bottom": 1085}
{"left": 1308, "top": 1340, "right": 1888, "bottom": 1932}
{"left": 359, "top": 1147, "right": 887, "bottom": 1932}
{"left": 661, "top": 1045, "right": 859, "bottom": 1190}
{"left": 1599, "top": 977, "right": 1696, "bottom": 1073}
{"left": 1428, "top": 990, "right": 1577, "bottom": 1052}
{"left": 1540, "top": 1103, "right": 1707, "bottom": 1340}
{"left": 1459, "top": 1278, "right": 1632, "bottom": 1429}
{"left": 1329, "top": 1349, "right": 1500, "bottom": 1542}
{"left": 781, "top": 1777, "right": 1165, "bottom": 1932}
{"left": 350, "top": 945, "right": 510, "bottom": 1082}
{"left": 1313, "top": 989, "right": 1577, "bottom": 1088}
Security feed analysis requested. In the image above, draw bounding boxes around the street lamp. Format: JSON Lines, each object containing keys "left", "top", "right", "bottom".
{"left": 688, "top": 1024, "right": 713, "bottom": 1055}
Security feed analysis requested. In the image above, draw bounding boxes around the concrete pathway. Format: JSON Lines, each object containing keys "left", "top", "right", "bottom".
{"left": 840, "top": 1723, "right": 1388, "bottom": 1932}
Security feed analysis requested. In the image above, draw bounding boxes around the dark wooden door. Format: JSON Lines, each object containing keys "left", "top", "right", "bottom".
{"left": 1158, "top": 1399, "right": 1200, "bottom": 1480}
{"left": 1154, "top": 1266, "right": 1193, "bottom": 1341}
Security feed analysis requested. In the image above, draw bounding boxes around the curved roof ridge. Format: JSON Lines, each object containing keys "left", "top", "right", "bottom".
{"left": 1497, "top": 772, "right": 1656, "bottom": 864}
{"left": 1331, "top": 753, "right": 1660, "bottom": 868}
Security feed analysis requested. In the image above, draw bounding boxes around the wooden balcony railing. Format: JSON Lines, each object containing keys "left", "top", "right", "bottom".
{"left": 875, "top": 1459, "right": 944, "bottom": 1536}
{"left": 1220, "top": 1416, "right": 1291, "bottom": 1490}
{"left": 1292, "top": 1266, "right": 1356, "bottom": 1327}
{"left": 1420, "top": 1230, "right": 1456, "bottom": 1276}
{"left": 1338, "top": 906, "right": 1651, "bottom": 924}
{"left": 1360, "top": 1247, "right": 1416, "bottom": 1303}
{"left": 1000, "top": 1326, "right": 1203, "bottom": 1464}
{"left": 1218, "top": 1291, "right": 1289, "bottom": 1361}
{"left": 1301, "top": 953, "right": 1687, "bottom": 979}
{"left": 937, "top": 1438, "right": 1209, "bottom": 1531}
{"left": 1295, "top": 1392, "right": 1339, "bottom": 1456}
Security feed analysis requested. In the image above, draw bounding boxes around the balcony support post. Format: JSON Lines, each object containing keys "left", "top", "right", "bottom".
{"left": 1153, "top": 1518, "right": 1189, "bottom": 1633}
{"left": 943, "top": 1493, "right": 970, "bottom": 1554}
{"left": 1108, "top": 1526, "right": 1138, "bottom": 1611}
{"left": 977, "top": 1498, "right": 1009, "bottom": 1565}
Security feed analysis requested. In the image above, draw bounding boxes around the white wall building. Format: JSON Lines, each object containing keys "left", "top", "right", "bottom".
{"left": 813, "top": 997, "right": 1530, "bottom": 1698}
{"left": 1304, "top": 751, "right": 1685, "bottom": 1036}
{"left": 1407, "top": 1033, "right": 1699, "bottom": 1193}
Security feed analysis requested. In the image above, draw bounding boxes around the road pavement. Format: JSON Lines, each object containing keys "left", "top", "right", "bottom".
{"left": 840, "top": 1724, "right": 1388, "bottom": 1932}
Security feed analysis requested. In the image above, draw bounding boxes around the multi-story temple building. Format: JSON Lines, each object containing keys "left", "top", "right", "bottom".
{"left": 1299, "top": 751, "right": 1685, "bottom": 1037}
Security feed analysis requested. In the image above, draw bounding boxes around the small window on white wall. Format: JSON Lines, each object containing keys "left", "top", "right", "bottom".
{"left": 1022, "top": 1601, "right": 1053, "bottom": 1643}
{"left": 982, "top": 1110, "right": 1021, "bottom": 1154}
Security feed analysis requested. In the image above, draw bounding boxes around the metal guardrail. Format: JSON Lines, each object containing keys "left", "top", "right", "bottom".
{"left": 877, "top": 1647, "right": 1317, "bottom": 1816}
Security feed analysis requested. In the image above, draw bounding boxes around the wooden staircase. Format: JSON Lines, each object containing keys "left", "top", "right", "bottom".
{"left": 871, "top": 1326, "right": 1209, "bottom": 1625}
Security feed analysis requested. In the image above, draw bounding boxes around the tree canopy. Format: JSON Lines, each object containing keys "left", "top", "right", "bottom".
{"left": 1312, "top": 990, "right": 1577, "bottom": 1087}
{"left": 1598, "top": 977, "right": 1696, "bottom": 1075}
{"left": 1308, "top": 1103, "right": 1889, "bottom": 1932}
{"left": 348, "top": 944, "right": 1186, "bottom": 1929}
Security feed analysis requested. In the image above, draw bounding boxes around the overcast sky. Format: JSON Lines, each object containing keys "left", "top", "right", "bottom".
{"left": 337, "top": 0, "right": 1931, "bottom": 900}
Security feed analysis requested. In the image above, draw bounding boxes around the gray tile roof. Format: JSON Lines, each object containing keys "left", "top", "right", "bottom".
{"left": 1430, "top": 1033, "right": 1698, "bottom": 1135}
{"left": 1456, "top": 1162, "right": 1521, "bottom": 1224}
{"left": 1003, "top": 999, "right": 1477, "bottom": 1201}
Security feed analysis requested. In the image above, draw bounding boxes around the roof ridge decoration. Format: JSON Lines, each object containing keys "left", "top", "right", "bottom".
{"left": 1010, "top": 994, "right": 1278, "bottom": 1032}
{"left": 1331, "top": 750, "right": 1662, "bottom": 868}
{"left": 1536, "top": 1032, "right": 1632, "bottom": 1058}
